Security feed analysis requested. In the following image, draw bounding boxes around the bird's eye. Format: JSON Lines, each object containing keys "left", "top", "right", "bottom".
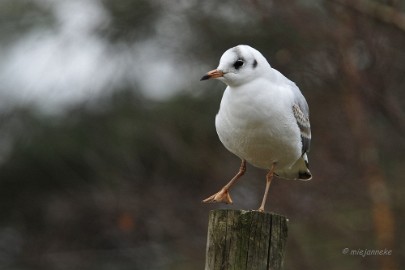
{"left": 233, "top": 59, "right": 244, "bottom": 69}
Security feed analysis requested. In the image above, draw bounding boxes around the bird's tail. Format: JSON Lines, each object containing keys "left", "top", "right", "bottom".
{"left": 275, "top": 153, "right": 312, "bottom": 181}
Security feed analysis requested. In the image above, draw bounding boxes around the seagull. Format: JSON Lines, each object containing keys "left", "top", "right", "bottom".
{"left": 200, "top": 45, "right": 312, "bottom": 212}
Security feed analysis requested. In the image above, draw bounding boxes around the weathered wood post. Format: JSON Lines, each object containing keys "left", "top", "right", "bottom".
{"left": 205, "top": 209, "right": 288, "bottom": 270}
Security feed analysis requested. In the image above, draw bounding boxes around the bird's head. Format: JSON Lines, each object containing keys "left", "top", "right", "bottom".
{"left": 201, "top": 45, "right": 270, "bottom": 87}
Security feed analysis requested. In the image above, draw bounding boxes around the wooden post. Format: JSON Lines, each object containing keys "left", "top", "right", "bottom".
{"left": 205, "top": 209, "right": 288, "bottom": 270}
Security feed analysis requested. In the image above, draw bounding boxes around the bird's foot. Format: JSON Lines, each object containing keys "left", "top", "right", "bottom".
{"left": 257, "top": 207, "right": 265, "bottom": 213}
{"left": 202, "top": 189, "right": 233, "bottom": 204}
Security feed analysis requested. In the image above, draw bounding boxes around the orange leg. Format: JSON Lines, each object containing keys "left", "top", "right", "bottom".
{"left": 202, "top": 159, "right": 247, "bottom": 204}
{"left": 258, "top": 164, "right": 276, "bottom": 212}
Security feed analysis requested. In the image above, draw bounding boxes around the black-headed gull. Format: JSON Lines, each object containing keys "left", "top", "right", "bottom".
{"left": 201, "top": 45, "right": 312, "bottom": 212}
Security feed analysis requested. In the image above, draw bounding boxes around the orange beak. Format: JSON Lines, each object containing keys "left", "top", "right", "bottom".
{"left": 200, "top": 69, "right": 224, "bottom": 81}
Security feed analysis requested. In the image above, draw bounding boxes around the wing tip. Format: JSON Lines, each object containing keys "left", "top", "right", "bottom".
{"left": 298, "top": 170, "right": 312, "bottom": 181}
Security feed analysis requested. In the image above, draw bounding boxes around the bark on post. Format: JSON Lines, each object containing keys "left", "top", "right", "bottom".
{"left": 205, "top": 209, "right": 288, "bottom": 270}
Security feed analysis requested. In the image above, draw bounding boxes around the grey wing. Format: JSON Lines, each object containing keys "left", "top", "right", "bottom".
{"left": 291, "top": 85, "right": 311, "bottom": 154}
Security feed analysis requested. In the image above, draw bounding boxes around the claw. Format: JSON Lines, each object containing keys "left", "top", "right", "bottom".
{"left": 202, "top": 189, "right": 233, "bottom": 204}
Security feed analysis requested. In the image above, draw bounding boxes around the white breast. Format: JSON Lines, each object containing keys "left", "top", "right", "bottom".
{"left": 215, "top": 78, "right": 302, "bottom": 170}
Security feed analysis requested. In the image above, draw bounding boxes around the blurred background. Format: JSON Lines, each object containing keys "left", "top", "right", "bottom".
{"left": 0, "top": 0, "right": 404, "bottom": 269}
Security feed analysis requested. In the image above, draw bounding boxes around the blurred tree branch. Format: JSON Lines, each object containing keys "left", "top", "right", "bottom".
{"left": 332, "top": 0, "right": 405, "bottom": 137}
{"left": 332, "top": 0, "right": 405, "bottom": 32}
{"left": 375, "top": 89, "right": 405, "bottom": 136}
{"left": 331, "top": 5, "right": 399, "bottom": 270}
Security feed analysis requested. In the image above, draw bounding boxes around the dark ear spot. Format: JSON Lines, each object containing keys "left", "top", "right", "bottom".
{"left": 253, "top": 59, "right": 258, "bottom": 68}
